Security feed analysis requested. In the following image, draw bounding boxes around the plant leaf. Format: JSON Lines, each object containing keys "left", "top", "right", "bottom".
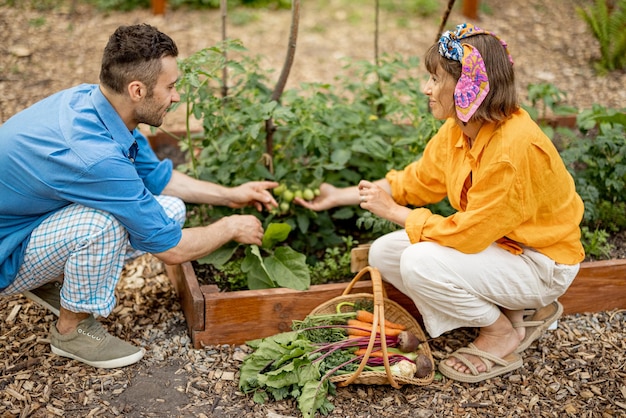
{"left": 262, "top": 223, "right": 292, "bottom": 249}
{"left": 241, "top": 245, "right": 276, "bottom": 289}
{"left": 264, "top": 247, "right": 310, "bottom": 290}
{"left": 195, "top": 242, "right": 239, "bottom": 267}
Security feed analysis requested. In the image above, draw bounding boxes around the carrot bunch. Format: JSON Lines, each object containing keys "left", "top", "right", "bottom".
{"left": 345, "top": 310, "right": 406, "bottom": 337}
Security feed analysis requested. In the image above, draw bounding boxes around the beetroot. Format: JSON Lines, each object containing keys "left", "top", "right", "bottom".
{"left": 397, "top": 330, "right": 422, "bottom": 352}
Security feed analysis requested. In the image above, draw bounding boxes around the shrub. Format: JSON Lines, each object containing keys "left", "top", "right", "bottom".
{"left": 173, "top": 48, "right": 625, "bottom": 290}
{"left": 576, "top": 0, "right": 626, "bottom": 73}
{"left": 172, "top": 41, "right": 441, "bottom": 287}
{"left": 560, "top": 104, "right": 626, "bottom": 232}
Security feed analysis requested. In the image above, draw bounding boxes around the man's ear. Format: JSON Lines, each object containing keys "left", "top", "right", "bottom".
{"left": 127, "top": 81, "right": 146, "bottom": 102}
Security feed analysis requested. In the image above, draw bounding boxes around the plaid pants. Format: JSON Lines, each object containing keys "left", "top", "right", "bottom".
{"left": 1, "top": 196, "right": 186, "bottom": 317}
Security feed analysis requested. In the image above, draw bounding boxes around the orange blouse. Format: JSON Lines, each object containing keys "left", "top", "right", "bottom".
{"left": 385, "top": 108, "right": 585, "bottom": 265}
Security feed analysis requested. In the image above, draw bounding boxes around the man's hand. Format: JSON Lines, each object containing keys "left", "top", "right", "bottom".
{"left": 227, "top": 181, "right": 279, "bottom": 211}
{"left": 225, "top": 214, "right": 266, "bottom": 246}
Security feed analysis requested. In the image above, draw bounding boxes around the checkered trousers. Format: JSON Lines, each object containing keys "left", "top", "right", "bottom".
{"left": 1, "top": 196, "right": 186, "bottom": 317}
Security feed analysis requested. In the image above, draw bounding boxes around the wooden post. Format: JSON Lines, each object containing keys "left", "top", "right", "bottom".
{"left": 462, "top": 0, "right": 479, "bottom": 19}
{"left": 151, "top": 0, "right": 166, "bottom": 15}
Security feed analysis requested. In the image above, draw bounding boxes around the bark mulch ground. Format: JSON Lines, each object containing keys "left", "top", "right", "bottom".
{"left": 1, "top": 1, "right": 625, "bottom": 417}
{"left": 1, "top": 255, "right": 625, "bottom": 417}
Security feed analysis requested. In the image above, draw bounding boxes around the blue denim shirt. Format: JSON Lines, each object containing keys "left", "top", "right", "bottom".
{"left": 0, "top": 84, "right": 182, "bottom": 289}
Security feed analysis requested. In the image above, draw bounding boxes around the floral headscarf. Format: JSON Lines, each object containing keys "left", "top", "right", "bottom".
{"left": 438, "top": 23, "right": 513, "bottom": 122}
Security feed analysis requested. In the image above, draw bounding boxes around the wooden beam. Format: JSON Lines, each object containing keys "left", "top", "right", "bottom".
{"left": 462, "top": 0, "right": 479, "bottom": 20}
{"left": 166, "top": 258, "right": 626, "bottom": 347}
{"left": 151, "top": 0, "right": 166, "bottom": 15}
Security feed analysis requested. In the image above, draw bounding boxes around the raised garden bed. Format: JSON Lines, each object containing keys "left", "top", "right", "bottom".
{"left": 148, "top": 129, "right": 626, "bottom": 348}
{"left": 165, "top": 252, "right": 626, "bottom": 348}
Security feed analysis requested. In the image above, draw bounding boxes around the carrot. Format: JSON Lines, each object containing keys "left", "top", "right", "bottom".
{"left": 355, "top": 310, "right": 406, "bottom": 330}
{"left": 353, "top": 348, "right": 407, "bottom": 357}
{"left": 346, "top": 328, "right": 372, "bottom": 337}
{"left": 346, "top": 319, "right": 403, "bottom": 337}
{"left": 354, "top": 348, "right": 387, "bottom": 357}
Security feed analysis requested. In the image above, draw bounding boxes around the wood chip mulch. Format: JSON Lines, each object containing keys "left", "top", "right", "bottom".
{"left": 1, "top": 254, "right": 624, "bottom": 418}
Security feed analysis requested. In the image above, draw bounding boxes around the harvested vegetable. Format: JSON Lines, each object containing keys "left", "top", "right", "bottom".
{"left": 346, "top": 319, "right": 403, "bottom": 337}
{"left": 415, "top": 353, "right": 434, "bottom": 378}
{"left": 239, "top": 302, "right": 431, "bottom": 418}
{"left": 397, "top": 330, "right": 423, "bottom": 352}
{"left": 389, "top": 360, "right": 417, "bottom": 378}
{"left": 355, "top": 310, "right": 406, "bottom": 330}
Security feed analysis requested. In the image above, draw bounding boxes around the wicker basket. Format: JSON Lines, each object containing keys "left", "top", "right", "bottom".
{"left": 308, "top": 266, "right": 434, "bottom": 388}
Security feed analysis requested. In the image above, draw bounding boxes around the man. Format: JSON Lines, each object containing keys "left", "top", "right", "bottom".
{"left": 0, "top": 24, "right": 277, "bottom": 369}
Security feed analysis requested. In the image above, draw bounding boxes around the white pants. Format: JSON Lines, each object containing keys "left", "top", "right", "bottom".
{"left": 368, "top": 230, "right": 579, "bottom": 337}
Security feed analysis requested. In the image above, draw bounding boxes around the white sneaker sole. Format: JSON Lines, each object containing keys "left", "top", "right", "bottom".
{"left": 50, "top": 345, "right": 145, "bottom": 369}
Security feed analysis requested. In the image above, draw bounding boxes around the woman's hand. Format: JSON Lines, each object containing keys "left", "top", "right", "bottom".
{"left": 227, "top": 181, "right": 279, "bottom": 211}
{"left": 357, "top": 180, "right": 411, "bottom": 226}
{"left": 294, "top": 183, "right": 357, "bottom": 211}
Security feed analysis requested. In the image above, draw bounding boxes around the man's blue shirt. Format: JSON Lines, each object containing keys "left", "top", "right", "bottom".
{"left": 0, "top": 84, "right": 183, "bottom": 290}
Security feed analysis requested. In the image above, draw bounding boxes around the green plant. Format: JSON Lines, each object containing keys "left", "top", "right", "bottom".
{"left": 580, "top": 226, "right": 614, "bottom": 260}
{"left": 86, "top": 0, "right": 150, "bottom": 11}
{"left": 560, "top": 104, "right": 626, "bottom": 233}
{"left": 525, "top": 83, "right": 578, "bottom": 119}
{"left": 576, "top": 0, "right": 626, "bottom": 73}
{"left": 522, "top": 83, "right": 578, "bottom": 139}
{"left": 196, "top": 222, "right": 310, "bottom": 290}
{"left": 171, "top": 40, "right": 442, "bottom": 288}
{"left": 309, "top": 236, "right": 356, "bottom": 285}
{"left": 173, "top": 41, "right": 440, "bottom": 254}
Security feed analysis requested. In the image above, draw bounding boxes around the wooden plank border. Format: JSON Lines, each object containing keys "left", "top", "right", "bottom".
{"left": 166, "top": 257, "right": 626, "bottom": 348}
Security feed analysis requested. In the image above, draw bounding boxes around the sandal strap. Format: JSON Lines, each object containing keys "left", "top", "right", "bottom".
{"left": 453, "top": 343, "right": 511, "bottom": 368}
{"left": 449, "top": 348, "right": 482, "bottom": 375}
{"left": 512, "top": 319, "right": 545, "bottom": 328}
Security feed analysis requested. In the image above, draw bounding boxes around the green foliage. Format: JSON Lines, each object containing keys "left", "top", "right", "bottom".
{"left": 560, "top": 104, "right": 626, "bottom": 233}
{"left": 522, "top": 83, "right": 577, "bottom": 140}
{"left": 525, "top": 83, "right": 578, "bottom": 120}
{"left": 174, "top": 41, "right": 441, "bottom": 280}
{"left": 239, "top": 331, "right": 336, "bottom": 418}
{"left": 580, "top": 226, "right": 614, "bottom": 259}
{"left": 576, "top": 0, "right": 626, "bottom": 72}
{"left": 4, "top": 0, "right": 58, "bottom": 10}
{"left": 196, "top": 222, "right": 310, "bottom": 290}
{"left": 85, "top": 0, "right": 150, "bottom": 11}
{"left": 309, "top": 236, "right": 356, "bottom": 285}
{"left": 379, "top": 0, "right": 440, "bottom": 17}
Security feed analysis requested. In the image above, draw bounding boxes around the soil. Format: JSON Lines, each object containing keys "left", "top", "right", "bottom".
{"left": 1, "top": 1, "right": 625, "bottom": 418}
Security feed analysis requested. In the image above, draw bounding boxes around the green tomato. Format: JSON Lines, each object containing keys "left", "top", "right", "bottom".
{"left": 282, "top": 190, "right": 295, "bottom": 203}
{"left": 302, "top": 188, "right": 315, "bottom": 201}
{"left": 279, "top": 201, "right": 290, "bottom": 213}
{"left": 314, "top": 188, "right": 321, "bottom": 196}
{"left": 273, "top": 184, "right": 286, "bottom": 196}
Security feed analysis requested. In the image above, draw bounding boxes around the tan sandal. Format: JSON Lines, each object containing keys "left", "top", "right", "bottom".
{"left": 513, "top": 301, "right": 563, "bottom": 353}
{"left": 438, "top": 343, "right": 523, "bottom": 383}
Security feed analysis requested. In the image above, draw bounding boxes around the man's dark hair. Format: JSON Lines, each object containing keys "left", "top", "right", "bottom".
{"left": 100, "top": 24, "right": 178, "bottom": 94}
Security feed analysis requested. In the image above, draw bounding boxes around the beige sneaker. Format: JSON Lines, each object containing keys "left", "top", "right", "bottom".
{"left": 50, "top": 315, "right": 144, "bottom": 369}
{"left": 23, "top": 282, "right": 62, "bottom": 316}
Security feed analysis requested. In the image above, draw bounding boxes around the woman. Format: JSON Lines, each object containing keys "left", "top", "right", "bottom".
{"left": 295, "top": 23, "right": 585, "bottom": 382}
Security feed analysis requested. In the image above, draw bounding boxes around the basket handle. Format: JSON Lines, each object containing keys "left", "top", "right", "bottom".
{"left": 338, "top": 267, "right": 400, "bottom": 388}
{"left": 342, "top": 265, "right": 388, "bottom": 299}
